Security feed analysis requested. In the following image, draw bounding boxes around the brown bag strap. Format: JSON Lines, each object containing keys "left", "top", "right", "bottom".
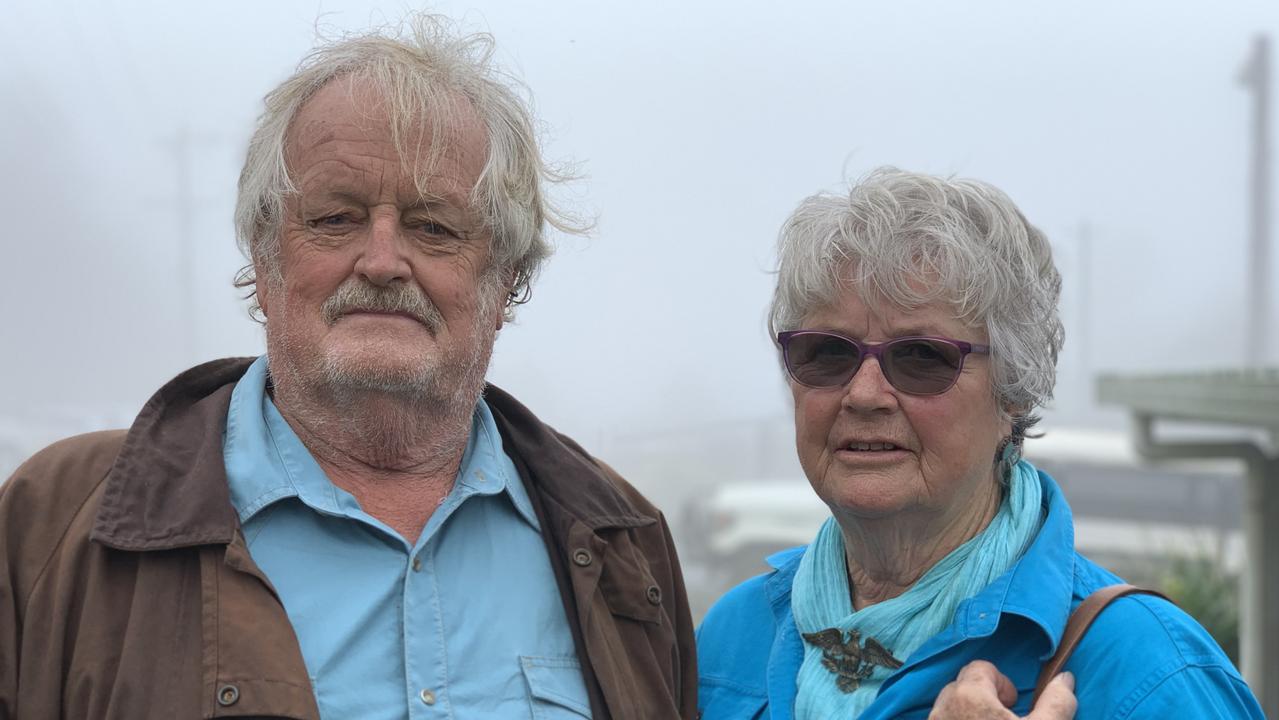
{"left": 1032, "top": 584, "right": 1171, "bottom": 703}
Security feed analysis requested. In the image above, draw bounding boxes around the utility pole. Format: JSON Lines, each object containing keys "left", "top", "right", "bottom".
{"left": 160, "top": 125, "right": 221, "bottom": 365}
{"left": 1239, "top": 36, "right": 1272, "bottom": 368}
{"left": 169, "top": 125, "right": 196, "bottom": 363}
{"left": 1237, "top": 35, "right": 1275, "bottom": 716}
{"left": 1077, "top": 221, "right": 1091, "bottom": 380}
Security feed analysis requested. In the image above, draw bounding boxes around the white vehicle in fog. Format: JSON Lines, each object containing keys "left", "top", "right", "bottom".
{"left": 697, "top": 478, "right": 827, "bottom": 577}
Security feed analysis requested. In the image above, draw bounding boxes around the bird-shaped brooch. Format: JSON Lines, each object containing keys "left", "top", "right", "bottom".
{"left": 801, "top": 628, "right": 904, "bottom": 692}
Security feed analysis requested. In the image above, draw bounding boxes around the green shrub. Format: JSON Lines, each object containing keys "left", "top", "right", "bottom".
{"left": 1158, "top": 555, "right": 1240, "bottom": 664}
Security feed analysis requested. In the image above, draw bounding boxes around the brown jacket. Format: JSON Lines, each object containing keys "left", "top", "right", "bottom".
{"left": 0, "top": 359, "right": 696, "bottom": 719}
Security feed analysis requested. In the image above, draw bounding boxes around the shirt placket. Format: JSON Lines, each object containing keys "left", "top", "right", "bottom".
{"left": 405, "top": 541, "right": 449, "bottom": 719}
{"left": 405, "top": 482, "right": 485, "bottom": 720}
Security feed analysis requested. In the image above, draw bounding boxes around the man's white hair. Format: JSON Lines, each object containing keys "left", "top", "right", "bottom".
{"left": 768, "top": 167, "right": 1065, "bottom": 465}
{"left": 233, "top": 14, "right": 582, "bottom": 320}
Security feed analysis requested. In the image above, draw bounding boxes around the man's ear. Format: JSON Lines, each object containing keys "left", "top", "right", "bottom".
{"left": 495, "top": 296, "right": 509, "bottom": 331}
{"left": 255, "top": 262, "right": 272, "bottom": 318}
{"left": 495, "top": 269, "right": 520, "bottom": 331}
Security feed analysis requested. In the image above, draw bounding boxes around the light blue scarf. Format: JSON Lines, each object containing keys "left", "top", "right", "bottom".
{"left": 791, "top": 460, "right": 1044, "bottom": 719}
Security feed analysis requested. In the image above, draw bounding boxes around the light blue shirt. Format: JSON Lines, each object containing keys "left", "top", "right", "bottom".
{"left": 222, "top": 356, "right": 590, "bottom": 719}
{"left": 696, "top": 468, "right": 1263, "bottom": 719}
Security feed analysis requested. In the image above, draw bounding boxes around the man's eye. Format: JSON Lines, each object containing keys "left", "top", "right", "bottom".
{"left": 309, "top": 214, "right": 353, "bottom": 229}
{"left": 415, "top": 220, "right": 455, "bottom": 237}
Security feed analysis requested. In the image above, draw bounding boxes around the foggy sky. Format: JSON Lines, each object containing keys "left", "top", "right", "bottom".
{"left": 2, "top": 0, "right": 1277, "bottom": 454}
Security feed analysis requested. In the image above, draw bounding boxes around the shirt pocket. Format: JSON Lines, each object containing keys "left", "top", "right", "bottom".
{"left": 520, "top": 655, "right": 593, "bottom": 719}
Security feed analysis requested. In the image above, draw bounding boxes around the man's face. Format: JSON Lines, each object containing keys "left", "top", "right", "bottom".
{"left": 257, "top": 79, "right": 503, "bottom": 411}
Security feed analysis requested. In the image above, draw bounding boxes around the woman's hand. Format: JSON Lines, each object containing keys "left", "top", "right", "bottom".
{"left": 930, "top": 660, "right": 1076, "bottom": 720}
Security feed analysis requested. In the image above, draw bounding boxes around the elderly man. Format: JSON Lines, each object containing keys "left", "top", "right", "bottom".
{"left": 0, "top": 16, "right": 1075, "bottom": 720}
{"left": 1, "top": 18, "right": 692, "bottom": 720}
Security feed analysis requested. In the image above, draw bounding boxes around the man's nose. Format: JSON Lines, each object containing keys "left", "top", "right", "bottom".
{"left": 353, "top": 211, "right": 411, "bottom": 286}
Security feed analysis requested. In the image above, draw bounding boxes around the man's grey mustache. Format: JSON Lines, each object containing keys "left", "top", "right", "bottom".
{"left": 320, "top": 279, "right": 444, "bottom": 334}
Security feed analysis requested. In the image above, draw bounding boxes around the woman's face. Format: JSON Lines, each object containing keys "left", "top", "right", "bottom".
{"left": 791, "top": 289, "right": 1011, "bottom": 525}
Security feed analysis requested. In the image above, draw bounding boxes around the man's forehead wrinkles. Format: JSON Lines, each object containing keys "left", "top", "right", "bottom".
{"left": 293, "top": 157, "right": 380, "bottom": 193}
{"left": 295, "top": 171, "right": 472, "bottom": 210}
{"left": 280, "top": 84, "right": 489, "bottom": 227}
{"left": 286, "top": 141, "right": 393, "bottom": 190}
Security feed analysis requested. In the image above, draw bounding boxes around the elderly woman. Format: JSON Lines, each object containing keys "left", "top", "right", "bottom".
{"left": 695, "top": 168, "right": 1262, "bottom": 719}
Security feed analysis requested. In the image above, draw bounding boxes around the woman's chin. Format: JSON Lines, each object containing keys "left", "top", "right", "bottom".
{"left": 818, "top": 483, "right": 922, "bottom": 523}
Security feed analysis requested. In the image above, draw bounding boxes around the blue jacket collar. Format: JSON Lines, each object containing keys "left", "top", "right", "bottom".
{"left": 763, "top": 546, "right": 805, "bottom": 720}
{"left": 974, "top": 469, "right": 1077, "bottom": 658}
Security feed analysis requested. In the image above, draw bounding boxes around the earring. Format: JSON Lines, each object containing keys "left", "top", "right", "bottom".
{"left": 994, "top": 435, "right": 1020, "bottom": 486}
{"left": 997, "top": 437, "right": 1019, "bottom": 464}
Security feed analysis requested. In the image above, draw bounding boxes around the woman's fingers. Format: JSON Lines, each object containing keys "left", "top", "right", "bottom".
{"left": 930, "top": 660, "right": 1017, "bottom": 719}
{"left": 957, "top": 660, "right": 1020, "bottom": 708}
{"left": 1026, "top": 673, "right": 1077, "bottom": 720}
{"left": 930, "top": 663, "right": 1076, "bottom": 720}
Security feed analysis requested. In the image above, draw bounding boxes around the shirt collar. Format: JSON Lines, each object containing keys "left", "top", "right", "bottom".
{"left": 917, "top": 468, "right": 1076, "bottom": 660}
{"left": 222, "top": 355, "right": 538, "bottom": 532}
{"left": 977, "top": 468, "right": 1076, "bottom": 654}
{"left": 765, "top": 546, "right": 805, "bottom": 620}
{"left": 454, "top": 393, "right": 539, "bottom": 530}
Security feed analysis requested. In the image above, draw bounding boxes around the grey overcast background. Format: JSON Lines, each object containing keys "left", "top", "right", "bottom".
{"left": 2, "top": 0, "right": 1277, "bottom": 489}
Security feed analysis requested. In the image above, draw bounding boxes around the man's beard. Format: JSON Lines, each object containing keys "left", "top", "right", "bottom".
{"left": 268, "top": 274, "right": 502, "bottom": 422}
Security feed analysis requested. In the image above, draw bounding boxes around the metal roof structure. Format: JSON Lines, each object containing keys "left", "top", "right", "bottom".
{"left": 1098, "top": 369, "right": 1279, "bottom": 433}
{"left": 1099, "top": 368, "right": 1279, "bottom": 717}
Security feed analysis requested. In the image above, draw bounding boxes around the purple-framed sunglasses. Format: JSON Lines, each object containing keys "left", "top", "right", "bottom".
{"left": 777, "top": 330, "right": 990, "bottom": 396}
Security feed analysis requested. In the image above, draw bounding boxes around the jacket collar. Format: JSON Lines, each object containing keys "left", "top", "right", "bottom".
{"left": 484, "top": 384, "right": 654, "bottom": 531}
{"left": 91, "top": 358, "right": 654, "bottom": 551}
{"left": 92, "top": 358, "right": 254, "bottom": 550}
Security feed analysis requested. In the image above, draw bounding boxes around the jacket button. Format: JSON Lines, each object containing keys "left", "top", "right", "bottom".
{"left": 572, "top": 548, "right": 593, "bottom": 567}
{"left": 216, "top": 684, "right": 240, "bottom": 706}
{"left": 646, "top": 584, "right": 662, "bottom": 605}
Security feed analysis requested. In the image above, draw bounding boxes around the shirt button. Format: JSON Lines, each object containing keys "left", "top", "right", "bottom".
{"left": 419, "top": 688, "right": 436, "bottom": 705}
{"left": 646, "top": 584, "right": 662, "bottom": 605}
{"left": 412, "top": 557, "right": 423, "bottom": 572}
{"left": 572, "top": 548, "right": 593, "bottom": 567}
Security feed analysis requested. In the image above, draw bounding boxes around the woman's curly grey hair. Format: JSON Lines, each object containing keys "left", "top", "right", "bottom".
{"left": 233, "top": 15, "right": 584, "bottom": 320}
{"left": 767, "top": 167, "right": 1065, "bottom": 477}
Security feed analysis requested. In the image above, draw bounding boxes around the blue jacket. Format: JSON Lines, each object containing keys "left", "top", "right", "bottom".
{"left": 696, "top": 470, "right": 1262, "bottom": 719}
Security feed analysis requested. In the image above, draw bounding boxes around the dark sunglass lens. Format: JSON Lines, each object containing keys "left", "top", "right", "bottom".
{"left": 786, "top": 334, "right": 860, "bottom": 386}
{"left": 885, "top": 339, "right": 963, "bottom": 394}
